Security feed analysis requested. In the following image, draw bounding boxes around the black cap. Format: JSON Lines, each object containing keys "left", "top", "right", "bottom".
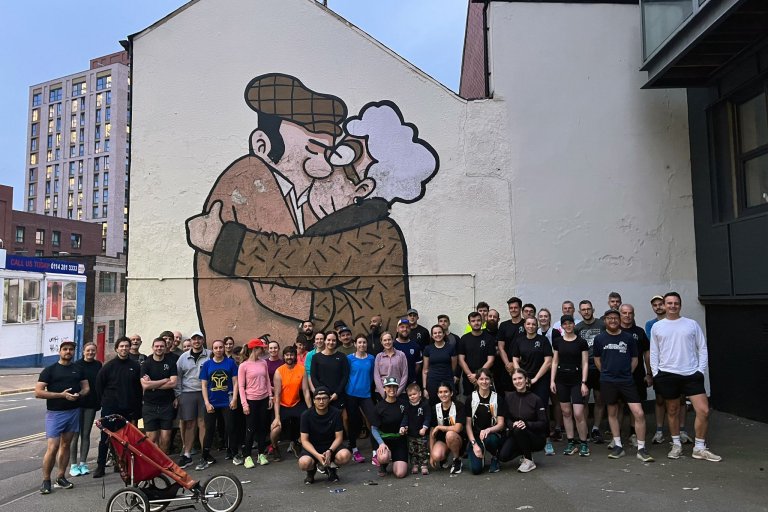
{"left": 560, "top": 314, "right": 575, "bottom": 324}
{"left": 314, "top": 386, "right": 331, "bottom": 397}
{"left": 337, "top": 325, "right": 352, "bottom": 334}
{"left": 604, "top": 309, "right": 620, "bottom": 318}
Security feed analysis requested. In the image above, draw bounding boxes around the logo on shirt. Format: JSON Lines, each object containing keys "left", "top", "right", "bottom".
{"left": 480, "top": 340, "right": 486, "bottom": 348}
{"left": 534, "top": 340, "right": 541, "bottom": 349}
{"left": 400, "top": 404, "right": 405, "bottom": 413}
{"left": 417, "top": 407, "right": 423, "bottom": 417}
{"left": 163, "top": 364, "right": 169, "bottom": 371}
{"left": 210, "top": 370, "right": 229, "bottom": 392}
{"left": 604, "top": 341, "right": 628, "bottom": 353}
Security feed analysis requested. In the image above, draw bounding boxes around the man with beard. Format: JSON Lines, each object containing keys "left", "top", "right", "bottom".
{"left": 553, "top": 301, "right": 576, "bottom": 335}
{"left": 36, "top": 339, "right": 89, "bottom": 494}
{"left": 93, "top": 337, "right": 142, "bottom": 478}
{"left": 498, "top": 297, "right": 525, "bottom": 393}
{"left": 299, "top": 321, "right": 315, "bottom": 345}
{"left": 406, "top": 308, "right": 431, "bottom": 351}
{"left": 272, "top": 345, "right": 312, "bottom": 459}
{"left": 394, "top": 319, "right": 423, "bottom": 386}
{"left": 366, "top": 315, "right": 384, "bottom": 356}
{"left": 575, "top": 300, "right": 605, "bottom": 443}
{"left": 458, "top": 312, "right": 495, "bottom": 400}
{"left": 141, "top": 338, "right": 178, "bottom": 454}
{"left": 619, "top": 305, "right": 653, "bottom": 447}
{"left": 484, "top": 309, "right": 506, "bottom": 393}
{"left": 175, "top": 332, "right": 212, "bottom": 469}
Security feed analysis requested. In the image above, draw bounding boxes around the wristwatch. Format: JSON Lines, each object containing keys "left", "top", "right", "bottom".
{"left": 470, "top": 440, "right": 477, "bottom": 446}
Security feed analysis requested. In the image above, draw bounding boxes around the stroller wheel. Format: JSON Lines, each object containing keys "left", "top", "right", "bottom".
{"left": 201, "top": 473, "right": 243, "bottom": 512}
{"left": 138, "top": 475, "right": 174, "bottom": 512}
{"left": 107, "top": 488, "right": 150, "bottom": 512}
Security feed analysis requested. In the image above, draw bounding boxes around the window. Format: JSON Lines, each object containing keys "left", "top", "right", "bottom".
{"left": 101, "top": 238, "right": 107, "bottom": 251}
{"left": 56, "top": 117, "right": 61, "bottom": 132}
{"left": 15, "top": 226, "right": 25, "bottom": 243}
{"left": 72, "top": 98, "right": 79, "bottom": 113}
{"left": 29, "top": 168, "right": 36, "bottom": 181}
{"left": 102, "top": 204, "right": 108, "bottom": 217}
{"left": 71, "top": 115, "right": 77, "bottom": 129}
{"left": 53, "top": 195, "right": 58, "bottom": 208}
{"left": 104, "top": 123, "right": 111, "bottom": 138}
{"left": 103, "top": 189, "right": 108, "bottom": 203}
{"left": 70, "top": 130, "right": 76, "bottom": 144}
{"left": 49, "top": 105, "right": 55, "bottom": 119}
{"left": 55, "top": 133, "right": 61, "bottom": 148}
{"left": 30, "top": 153, "right": 37, "bottom": 165}
{"left": 103, "top": 171, "right": 109, "bottom": 185}
{"left": 104, "top": 156, "right": 110, "bottom": 170}
{"left": 52, "top": 231, "right": 60, "bottom": 246}
{"left": 46, "top": 281, "right": 78, "bottom": 321}
{"left": 737, "top": 92, "right": 768, "bottom": 208}
{"left": 32, "top": 92, "right": 41, "bottom": 106}
{"left": 35, "top": 250, "right": 44, "bottom": 257}
{"left": 95, "top": 125, "right": 101, "bottom": 139}
{"left": 94, "top": 158, "right": 100, "bottom": 172}
{"left": 30, "top": 138, "right": 38, "bottom": 151}
{"left": 105, "top": 106, "right": 111, "bottom": 121}
{"left": 54, "top": 148, "right": 60, "bottom": 160}
{"left": 52, "top": 210, "right": 58, "bottom": 217}
{"left": 94, "top": 173, "right": 99, "bottom": 187}
{"left": 47, "top": 150, "right": 53, "bottom": 162}
{"left": 79, "top": 144, "right": 84, "bottom": 156}
{"left": 92, "top": 205, "right": 99, "bottom": 218}
{"left": 72, "top": 81, "right": 86, "bottom": 96}
{"left": 77, "top": 191, "right": 82, "bottom": 205}
{"left": 49, "top": 87, "right": 62, "bottom": 102}
{"left": 109, "top": 320, "right": 115, "bottom": 344}
{"left": 93, "top": 190, "right": 99, "bottom": 203}
{"left": 104, "top": 139, "right": 110, "bottom": 152}
{"left": 96, "top": 109, "right": 101, "bottom": 123}
{"left": 35, "top": 229, "right": 45, "bottom": 245}
{"left": 80, "top": 111, "right": 85, "bottom": 126}
{"left": 69, "top": 162, "right": 75, "bottom": 176}
{"left": 32, "top": 109, "right": 39, "bottom": 122}
{"left": 67, "top": 209, "right": 73, "bottom": 219}
{"left": 99, "top": 271, "right": 117, "bottom": 293}
{"left": 96, "top": 75, "right": 111, "bottom": 91}
{"left": 54, "top": 180, "right": 59, "bottom": 193}
{"left": 48, "top": 119, "right": 54, "bottom": 134}
{"left": 105, "top": 91, "right": 112, "bottom": 105}
{"left": 27, "top": 198, "right": 35, "bottom": 212}
{"left": 28, "top": 182, "right": 35, "bottom": 196}
{"left": 78, "top": 160, "right": 83, "bottom": 174}
{"left": 79, "top": 128, "right": 84, "bottom": 143}
{"left": 47, "top": 135, "right": 53, "bottom": 149}
{"left": 71, "top": 233, "right": 81, "bottom": 248}
{"left": 3, "top": 279, "right": 40, "bottom": 324}
{"left": 102, "top": 222, "right": 108, "bottom": 237}
{"left": 95, "top": 141, "right": 101, "bottom": 153}
{"left": 45, "top": 180, "right": 51, "bottom": 193}
{"left": 31, "top": 122, "right": 38, "bottom": 136}
{"left": 68, "top": 192, "right": 73, "bottom": 207}
{"left": 96, "top": 93, "right": 102, "bottom": 108}
{"left": 44, "top": 197, "right": 51, "bottom": 210}
{"left": 69, "top": 145, "right": 76, "bottom": 158}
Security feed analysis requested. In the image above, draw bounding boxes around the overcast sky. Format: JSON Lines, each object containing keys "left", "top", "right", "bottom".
{"left": 0, "top": 0, "right": 467, "bottom": 206}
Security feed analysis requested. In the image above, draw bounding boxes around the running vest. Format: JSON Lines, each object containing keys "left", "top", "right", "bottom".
{"left": 435, "top": 402, "right": 458, "bottom": 425}
{"left": 470, "top": 390, "right": 498, "bottom": 426}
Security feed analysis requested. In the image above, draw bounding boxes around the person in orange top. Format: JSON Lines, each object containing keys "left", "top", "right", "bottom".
{"left": 270, "top": 345, "right": 311, "bottom": 461}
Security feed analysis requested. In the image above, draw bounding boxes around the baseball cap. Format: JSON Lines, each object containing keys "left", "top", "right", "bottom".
{"left": 190, "top": 331, "right": 204, "bottom": 339}
{"left": 560, "top": 314, "right": 575, "bottom": 324}
{"left": 60, "top": 339, "right": 76, "bottom": 348}
{"left": 337, "top": 324, "right": 352, "bottom": 334}
{"left": 382, "top": 376, "right": 399, "bottom": 387}
{"left": 397, "top": 317, "right": 410, "bottom": 326}
{"left": 650, "top": 295, "right": 664, "bottom": 302}
{"left": 247, "top": 338, "right": 267, "bottom": 349}
{"left": 313, "top": 386, "right": 331, "bottom": 398}
{"left": 406, "top": 308, "right": 418, "bottom": 316}
{"left": 603, "top": 309, "right": 620, "bottom": 318}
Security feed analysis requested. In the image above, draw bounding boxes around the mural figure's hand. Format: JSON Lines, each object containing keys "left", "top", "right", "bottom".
{"left": 186, "top": 201, "right": 224, "bottom": 253}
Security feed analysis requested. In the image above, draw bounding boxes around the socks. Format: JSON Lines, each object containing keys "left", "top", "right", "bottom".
{"left": 637, "top": 441, "right": 646, "bottom": 450}
{"left": 671, "top": 435, "right": 681, "bottom": 447}
{"left": 613, "top": 437, "right": 622, "bottom": 448}
{"left": 694, "top": 438, "right": 706, "bottom": 450}
{"left": 656, "top": 426, "right": 663, "bottom": 432}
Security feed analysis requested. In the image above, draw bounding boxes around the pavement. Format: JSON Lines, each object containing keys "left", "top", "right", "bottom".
{"left": 0, "top": 368, "right": 766, "bottom": 512}
{"left": 0, "top": 368, "right": 39, "bottom": 395}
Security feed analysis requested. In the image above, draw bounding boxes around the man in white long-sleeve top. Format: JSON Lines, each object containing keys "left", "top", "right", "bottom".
{"left": 650, "top": 292, "right": 721, "bottom": 462}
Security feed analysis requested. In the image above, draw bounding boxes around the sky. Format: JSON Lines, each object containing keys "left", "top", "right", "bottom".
{"left": 0, "top": 0, "right": 468, "bottom": 207}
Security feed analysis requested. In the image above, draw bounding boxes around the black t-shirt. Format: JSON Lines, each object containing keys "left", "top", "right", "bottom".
{"left": 468, "top": 392, "right": 506, "bottom": 435}
{"left": 498, "top": 319, "right": 524, "bottom": 356}
{"left": 164, "top": 351, "right": 180, "bottom": 367}
{"left": 575, "top": 318, "right": 605, "bottom": 370}
{"left": 310, "top": 351, "right": 349, "bottom": 397}
{"left": 38, "top": 362, "right": 86, "bottom": 411}
{"left": 423, "top": 342, "right": 455, "bottom": 386}
{"left": 403, "top": 398, "right": 432, "bottom": 436}
{"left": 511, "top": 334, "right": 553, "bottom": 378}
{"left": 409, "top": 324, "right": 431, "bottom": 351}
{"left": 622, "top": 325, "right": 650, "bottom": 381}
{"left": 594, "top": 331, "right": 638, "bottom": 383}
{"left": 457, "top": 331, "right": 495, "bottom": 373}
{"left": 432, "top": 401, "right": 465, "bottom": 428}
{"left": 300, "top": 407, "right": 343, "bottom": 452}
{"left": 74, "top": 359, "right": 102, "bottom": 409}
{"left": 141, "top": 355, "right": 178, "bottom": 405}
{"left": 372, "top": 397, "right": 407, "bottom": 435}
{"left": 552, "top": 337, "right": 589, "bottom": 385}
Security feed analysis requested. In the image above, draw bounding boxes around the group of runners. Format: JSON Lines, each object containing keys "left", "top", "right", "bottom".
{"left": 34, "top": 290, "right": 720, "bottom": 493}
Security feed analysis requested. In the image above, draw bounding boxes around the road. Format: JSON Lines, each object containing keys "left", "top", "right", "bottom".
{"left": 0, "top": 392, "right": 46, "bottom": 445}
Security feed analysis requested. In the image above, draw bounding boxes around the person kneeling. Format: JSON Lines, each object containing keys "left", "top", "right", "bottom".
{"left": 298, "top": 387, "right": 351, "bottom": 484}
{"left": 499, "top": 369, "right": 547, "bottom": 472}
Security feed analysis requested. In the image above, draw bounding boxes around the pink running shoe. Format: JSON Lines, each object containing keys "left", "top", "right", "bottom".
{"left": 353, "top": 451, "right": 365, "bottom": 463}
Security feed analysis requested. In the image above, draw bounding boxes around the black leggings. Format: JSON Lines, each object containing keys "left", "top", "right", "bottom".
{"left": 243, "top": 398, "right": 269, "bottom": 457}
{"left": 345, "top": 396, "right": 377, "bottom": 450}
{"left": 499, "top": 429, "right": 546, "bottom": 461}
{"left": 203, "top": 407, "right": 232, "bottom": 454}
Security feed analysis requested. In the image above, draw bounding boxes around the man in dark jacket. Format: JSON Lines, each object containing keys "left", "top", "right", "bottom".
{"left": 93, "top": 336, "right": 142, "bottom": 478}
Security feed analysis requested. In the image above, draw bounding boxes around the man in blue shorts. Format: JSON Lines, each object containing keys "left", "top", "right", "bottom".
{"left": 35, "top": 339, "right": 90, "bottom": 494}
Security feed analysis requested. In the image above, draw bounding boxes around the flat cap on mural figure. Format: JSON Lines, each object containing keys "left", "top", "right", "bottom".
{"left": 186, "top": 73, "right": 439, "bottom": 343}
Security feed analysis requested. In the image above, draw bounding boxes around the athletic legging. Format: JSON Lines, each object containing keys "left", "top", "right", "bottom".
{"left": 467, "top": 432, "right": 502, "bottom": 475}
{"left": 345, "top": 396, "right": 377, "bottom": 450}
{"left": 70, "top": 407, "right": 97, "bottom": 464}
{"left": 499, "top": 428, "right": 546, "bottom": 461}
{"left": 243, "top": 398, "right": 270, "bottom": 457}
{"left": 203, "top": 407, "right": 233, "bottom": 454}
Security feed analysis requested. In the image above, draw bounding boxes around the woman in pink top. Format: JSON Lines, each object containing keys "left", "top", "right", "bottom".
{"left": 238, "top": 338, "right": 273, "bottom": 468}
{"left": 374, "top": 332, "right": 408, "bottom": 398}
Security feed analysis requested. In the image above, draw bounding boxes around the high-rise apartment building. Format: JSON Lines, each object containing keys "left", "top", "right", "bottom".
{"left": 24, "top": 51, "right": 130, "bottom": 257}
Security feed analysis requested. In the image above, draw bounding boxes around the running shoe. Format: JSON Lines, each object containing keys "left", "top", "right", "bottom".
{"left": 266, "top": 445, "right": 275, "bottom": 457}
{"left": 591, "top": 429, "right": 604, "bottom": 444}
{"left": 70, "top": 463, "right": 81, "bottom": 477}
{"left": 232, "top": 455, "right": 244, "bottom": 466}
{"left": 488, "top": 457, "right": 500, "bottom": 473}
{"left": 450, "top": 457, "right": 463, "bottom": 475}
{"left": 551, "top": 428, "right": 563, "bottom": 442}
{"left": 679, "top": 431, "right": 693, "bottom": 444}
{"left": 608, "top": 446, "right": 626, "bottom": 459}
{"left": 304, "top": 469, "right": 316, "bottom": 485}
{"left": 636, "top": 448, "right": 655, "bottom": 463}
{"left": 629, "top": 434, "right": 638, "bottom": 448}
{"left": 692, "top": 447, "right": 722, "bottom": 462}
{"left": 40, "top": 480, "right": 52, "bottom": 495}
{"left": 607, "top": 438, "right": 616, "bottom": 450}
{"left": 517, "top": 458, "right": 536, "bottom": 473}
{"left": 667, "top": 444, "right": 682, "bottom": 460}
{"left": 651, "top": 430, "right": 665, "bottom": 444}
{"left": 317, "top": 463, "right": 327, "bottom": 475}
{"left": 352, "top": 450, "right": 365, "bottom": 463}
{"left": 563, "top": 441, "right": 578, "bottom": 456}
{"left": 544, "top": 441, "right": 555, "bottom": 456}
{"left": 92, "top": 465, "right": 106, "bottom": 478}
{"left": 327, "top": 467, "right": 340, "bottom": 483}
{"left": 195, "top": 459, "right": 209, "bottom": 471}
{"left": 224, "top": 451, "right": 233, "bottom": 461}
{"left": 78, "top": 463, "right": 90, "bottom": 475}
{"left": 204, "top": 454, "right": 217, "bottom": 465}
{"left": 243, "top": 456, "right": 255, "bottom": 469}
{"left": 54, "top": 477, "right": 74, "bottom": 489}
{"left": 178, "top": 455, "right": 193, "bottom": 469}
{"left": 288, "top": 441, "right": 300, "bottom": 459}
{"left": 579, "top": 442, "right": 591, "bottom": 457}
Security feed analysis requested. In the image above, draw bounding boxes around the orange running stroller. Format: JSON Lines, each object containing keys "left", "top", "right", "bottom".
{"left": 96, "top": 415, "right": 242, "bottom": 512}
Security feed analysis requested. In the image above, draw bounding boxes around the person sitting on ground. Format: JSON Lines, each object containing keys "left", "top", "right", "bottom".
{"left": 298, "top": 387, "right": 351, "bottom": 484}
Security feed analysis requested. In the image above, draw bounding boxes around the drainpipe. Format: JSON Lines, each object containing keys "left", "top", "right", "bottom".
{"left": 483, "top": 0, "right": 491, "bottom": 98}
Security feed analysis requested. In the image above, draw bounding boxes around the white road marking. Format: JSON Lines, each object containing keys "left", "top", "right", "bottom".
{"left": 0, "top": 406, "right": 26, "bottom": 413}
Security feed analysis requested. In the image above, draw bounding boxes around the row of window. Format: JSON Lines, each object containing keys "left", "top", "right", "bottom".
{"left": 14, "top": 227, "right": 82, "bottom": 248}
{"left": 31, "top": 76, "right": 111, "bottom": 107}
{"left": 29, "top": 172, "right": 110, "bottom": 195}
{"left": 3, "top": 279, "right": 78, "bottom": 325}
{"left": 98, "top": 270, "right": 125, "bottom": 293}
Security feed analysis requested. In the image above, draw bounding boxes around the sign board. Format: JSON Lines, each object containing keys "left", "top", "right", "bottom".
{"left": 4, "top": 255, "right": 85, "bottom": 275}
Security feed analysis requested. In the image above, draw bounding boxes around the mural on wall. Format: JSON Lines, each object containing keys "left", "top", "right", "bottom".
{"left": 186, "top": 73, "right": 439, "bottom": 342}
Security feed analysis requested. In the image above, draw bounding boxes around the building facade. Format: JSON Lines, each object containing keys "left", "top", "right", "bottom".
{"left": 0, "top": 184, "right": 102, "bottom": 257}
{"left": 24, "top": 51, "right": 130, "bottom": 257}
{"left": 125, "top": 0, "right": 701, "bottom": 349}
{"left": 640, "top": 0, "right": 768, "bottom": 422}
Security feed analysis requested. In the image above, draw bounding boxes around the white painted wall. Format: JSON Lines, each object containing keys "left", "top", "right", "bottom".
{"left": 127, "top": 0, "right": 701, "bottom": 340}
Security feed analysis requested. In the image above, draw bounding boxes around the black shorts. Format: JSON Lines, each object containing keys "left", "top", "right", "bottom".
{"left": 600, "top": 380, "right": 641, "bottom": 405}
{"left": 142, "top": 402, "right": 175, "bottom": 431}
{"left": 279, "top": 402, "right": 307, "bottom": 422}
{"left": 383, "top": 436, "right": 408, "bottom": 462}
{"left": 633, "top": 376, "right": 648, "bottom": 402}
{"left": 653, "top": 371, "right": 706, "bottom": 400}
{"left": 586, "top": 368, "right": 601, "bottom": 391}
{"left": 555, "top": 381, "right": 586, "bottom": 405}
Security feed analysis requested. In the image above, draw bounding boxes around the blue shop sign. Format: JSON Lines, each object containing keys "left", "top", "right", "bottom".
{"left": 4, "top": 255, "right": 85, "bottom": 275}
